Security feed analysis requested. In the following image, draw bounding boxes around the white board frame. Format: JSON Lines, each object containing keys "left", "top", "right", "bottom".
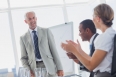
{"left": 49, "top": 22, "right": 74, "bottom": 74}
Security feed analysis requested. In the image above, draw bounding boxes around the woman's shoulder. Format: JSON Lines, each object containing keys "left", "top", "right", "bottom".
{"left": 96, "top": 27, "right": 116, "bottom": 41}
{"left": 94, "top": 27, "right": 116, "bottom": 52}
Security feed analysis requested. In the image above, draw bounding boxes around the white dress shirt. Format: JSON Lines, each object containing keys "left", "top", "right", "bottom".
{"left": 90, "top": 33, "right": 97, "bottom": 45}
{"left": 93, "top": 27, "right": 116, "bottom": 73}
{"left": 29, "top": 27, "right": 42, "bottom": 61}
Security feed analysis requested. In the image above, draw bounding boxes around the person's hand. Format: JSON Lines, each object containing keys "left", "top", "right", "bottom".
{"left": 73, "top": 59, "right": 79, "bottom": 63}
{"left": 61, "top": 40, "right": 82, "bottom": 54}
{"left": 66, "top": 52, "right": 77, "bottom": 59}
{"left": 66, "top": 52, "right": 79, "bottom": 63}
{"left": 57, "top": 70, "right": 64, "bottom": 76}
{"left": 30, "top": 70, "right": 35, "bottom": 77}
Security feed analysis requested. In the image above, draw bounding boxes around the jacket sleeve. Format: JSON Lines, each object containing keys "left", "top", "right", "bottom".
{"left": 47, "top": 29, "right": 63, "bottom": 70}
{"left": 20, "top": 36, "right": 31, "bottom": 70}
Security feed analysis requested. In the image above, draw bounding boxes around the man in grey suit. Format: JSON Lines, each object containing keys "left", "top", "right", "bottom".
{"left": 20, "top": 11, "right": 64, "bottom": 77}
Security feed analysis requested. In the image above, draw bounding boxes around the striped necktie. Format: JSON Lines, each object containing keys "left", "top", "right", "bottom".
{"left": 32, "top": 30, "right": 41, "bottom": 59}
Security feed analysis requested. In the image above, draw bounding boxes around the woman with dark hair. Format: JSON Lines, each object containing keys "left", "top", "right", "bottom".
{"left": 61, "top": 4, "right": 115, "bottom": 77}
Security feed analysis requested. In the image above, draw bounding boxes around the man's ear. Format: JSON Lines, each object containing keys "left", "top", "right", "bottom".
{"left": 24, "top": 20, "right": 27, "bottom": 23}
{"left": 35, "top": 17, "right": 37, "bottom": 20}
{"left": 86, "top": 28, "right": 90, "bottom": 33}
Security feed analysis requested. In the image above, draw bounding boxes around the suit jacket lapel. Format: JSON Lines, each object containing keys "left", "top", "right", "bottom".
{"left": 26, "top": 27, "right": 42, "bottom": 50}
{"left": 27, "top": 30, "right": 34, "bottom": 50}
{"left": 37, "top": 27, "right": 42, "bottom": 44}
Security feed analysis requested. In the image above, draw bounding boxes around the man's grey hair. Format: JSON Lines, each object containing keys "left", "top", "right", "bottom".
{"left": 24, "top": 11, "right": 36, "bottom": 19}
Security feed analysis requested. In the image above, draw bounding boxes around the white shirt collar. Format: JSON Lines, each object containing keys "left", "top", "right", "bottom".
{"left": 104, "top": 27, "right": 113, "bottom": 33}
{"left": 29, "top": 27, "right": 38, "bottom": 34}
{"left": 90, "top": 33, "right": 97, "bottom": 44}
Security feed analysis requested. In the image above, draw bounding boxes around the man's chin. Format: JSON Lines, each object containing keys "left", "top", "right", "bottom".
{"left": 30, "top": 26, "right": 36, "bottom": 30}
{"left": 82, "top": 39, "right": 85, "bottom": 41}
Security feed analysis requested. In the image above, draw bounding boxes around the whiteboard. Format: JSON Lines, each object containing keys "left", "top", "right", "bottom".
{"left": 49, "top": 22, "right": 74, "bottom": 73}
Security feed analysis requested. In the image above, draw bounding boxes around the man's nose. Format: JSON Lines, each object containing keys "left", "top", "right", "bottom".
{"left": 31, "top": 19, "right": 35, "bottom": 22}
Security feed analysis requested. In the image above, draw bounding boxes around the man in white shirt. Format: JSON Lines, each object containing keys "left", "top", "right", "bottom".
{"left": 67, "top": 19, "right": 98, "bottom": 77}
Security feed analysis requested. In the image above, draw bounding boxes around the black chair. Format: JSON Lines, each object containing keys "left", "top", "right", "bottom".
{"left": 111, "top": 34, "right": 116, "bottom": 76}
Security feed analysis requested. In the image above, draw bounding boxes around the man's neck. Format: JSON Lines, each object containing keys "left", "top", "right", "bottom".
{"left": 88, "top": 33, "right": 95, "bottom": 42}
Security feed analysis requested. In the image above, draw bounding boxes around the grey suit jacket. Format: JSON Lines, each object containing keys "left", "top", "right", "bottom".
{"left": 20, "top": 26, "right": 63, "bottom": 75}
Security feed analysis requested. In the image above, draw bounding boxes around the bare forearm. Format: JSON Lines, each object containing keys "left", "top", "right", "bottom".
{"left": 72, "top": 50, "right": 92, "bottom": 71}
{"left": 72, "top": 49, "right": 107, "bottom": 71}
{"left": 61, "top": 40, "right": 107, "bottom": 71}
{"left": 79, "top": 50, "right": 91, "bottom": 60}
{"left": 73, "top": 59, "right": 79, "bottom": 64}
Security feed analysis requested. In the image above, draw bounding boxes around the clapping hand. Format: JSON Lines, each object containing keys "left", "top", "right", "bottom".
{"left": 66, "top": 52, "right": 77, "bottom": 59}
{"left": 61, "top": 40, "right": 82, "bottom": 54}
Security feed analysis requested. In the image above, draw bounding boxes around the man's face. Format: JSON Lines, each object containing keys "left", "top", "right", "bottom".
{"left": 25, "top": 12, "right": 37, "bottom": 30}
{"left": 79, "top": 24, "right": 88, "bottom": 41}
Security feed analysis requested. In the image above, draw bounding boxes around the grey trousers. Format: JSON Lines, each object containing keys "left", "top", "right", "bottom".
{"left": 94, "top": 71, "right": 113, "bottom": 77}
{"left": 36, "top": 61, "right": 58, "bottom": 77}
